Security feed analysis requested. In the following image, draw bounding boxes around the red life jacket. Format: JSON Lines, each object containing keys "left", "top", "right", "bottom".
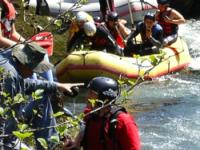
{"left": 110, "top": 29, "right": 125, "bottom": 48}
{"left": 0, "top": 0, "right": 16, "bottom": 38}
{"left": 92, "top": 23, "right": 107, "bottom": 47}
{"left": 157, "top": 9, "right": 178, "bottom": 37}
{"left": 82, "top": 106, "right": 127, "bottom": 150}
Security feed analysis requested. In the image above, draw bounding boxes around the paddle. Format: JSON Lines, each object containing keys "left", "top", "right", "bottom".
{"left": 128, "top": 0, "right": 135, "bottom": 29}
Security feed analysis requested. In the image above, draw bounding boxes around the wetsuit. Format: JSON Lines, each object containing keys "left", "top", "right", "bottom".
{"left": 124, "top": 22, "right": 163, "bottom": 56}
{"left": 68, "top": 23, "right": 123, "bottom": 55}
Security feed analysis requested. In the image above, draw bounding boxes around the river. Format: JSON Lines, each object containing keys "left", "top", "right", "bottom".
{"left": 65, "top": 19, "right": 200, "bottom": 150}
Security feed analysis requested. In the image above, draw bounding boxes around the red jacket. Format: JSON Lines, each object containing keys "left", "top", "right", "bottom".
{"left": 82, "top": 111, "right": 141, "bottom": 150}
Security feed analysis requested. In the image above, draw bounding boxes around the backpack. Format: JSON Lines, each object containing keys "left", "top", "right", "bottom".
{"left": 108, "top": 106, "right": 127, "bottom": 139}
{"left": 100, "top": 106, "right": 127, "bottom": 150}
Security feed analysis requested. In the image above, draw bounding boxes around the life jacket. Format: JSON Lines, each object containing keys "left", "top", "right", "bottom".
{"left": 109, "top": 27, "right": 125, "bottom": 48}
{"left": 157, "top": 8, "right": 178, "bottom": 37}
{"left": 92, "top": 23, "right": 109, "bottom": 48}
{"left": 82, "top": 106, "right": 127, "bottom": 150}
{"left": 0, "top": 0, "right": 16, "bottom": 38}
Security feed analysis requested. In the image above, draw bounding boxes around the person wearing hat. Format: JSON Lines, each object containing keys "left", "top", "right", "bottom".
{"left": 156, "top": 0, "right": 185, "bottom": 46}
{"left": 124, "top": 13, "right": 163, "bottom": 56}
{"left": 64, "top": 77, "right": 141, "bottom": 150}
{"left": 105, "top": 11, "right": 131, "bottom": 48}
{"left": 0, "top": 42, "right": 83, "bottom": 149}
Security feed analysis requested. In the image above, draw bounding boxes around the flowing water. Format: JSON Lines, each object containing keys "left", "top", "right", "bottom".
{"left": 65, "top": 19, "right": 200, "bottom": 150}
{"left": 134, "top": 19, "right": 200, "bottom": 150}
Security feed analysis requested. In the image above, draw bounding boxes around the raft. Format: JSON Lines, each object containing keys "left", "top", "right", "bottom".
{"left": 56, "top": 37, "right": 191, "bottom": 83}
{"left": 28, "top": 0, "right": 157, "bottom": 23}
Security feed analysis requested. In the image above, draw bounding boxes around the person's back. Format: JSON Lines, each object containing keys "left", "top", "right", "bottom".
{"left": 68, "top": 21, "right": 123, "bottom": 55}
{"left": 156, "top": 0, "right": 185, "bottom": 46}
{"left": 83, "top": 106, "right": 141, "bottom": 150}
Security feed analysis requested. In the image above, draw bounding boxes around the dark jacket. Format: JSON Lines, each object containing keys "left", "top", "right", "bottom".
{"left": 0, "top": 49, "right": 58, "bottom": 149}
{"left": 127, "top": 22, "right": 163, "bottom": 48}
{"left": 68, "top": 23, "right": 123, "bottom": 55}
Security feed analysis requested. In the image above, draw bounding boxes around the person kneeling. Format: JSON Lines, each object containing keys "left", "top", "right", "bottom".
{"left": 124, "top": 13, "right": 163, "bottom": 57}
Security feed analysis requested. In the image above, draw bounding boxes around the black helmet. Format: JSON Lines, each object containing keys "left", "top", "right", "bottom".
{"left": 106, "top": 11, "right": 119, "bottom": 22}
{"left": 88, "top": 76, "right": 119, "bottom": 102}
{"left": 157, "top": 0, "right": 170, "bottom": 5}
{"left": 144, "top": 13, "right": 156, "bottom": 21}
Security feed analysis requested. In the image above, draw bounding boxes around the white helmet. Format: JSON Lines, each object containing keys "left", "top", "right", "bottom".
{"left": 83, "top": 21, "right": 97, "bottom": 37}
{"left": 76, "top": 11, "right": 88, "bottom": 23}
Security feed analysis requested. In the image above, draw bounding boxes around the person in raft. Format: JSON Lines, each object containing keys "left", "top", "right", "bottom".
{"left": 124, "top": 13, "right": 163, "bottom": 56}
{"left": 156, "top": 0, "right": 185, "bottom": 46}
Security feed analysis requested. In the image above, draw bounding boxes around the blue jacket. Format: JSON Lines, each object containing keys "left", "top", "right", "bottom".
{"left": 0, "top": 49, "right": 58, "bottom": 149}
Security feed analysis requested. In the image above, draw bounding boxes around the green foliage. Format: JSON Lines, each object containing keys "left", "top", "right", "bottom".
{"left": 13, "top": 131, "right": 34, "bottom": 141}
{"left": 56, "top": 124, "right": 68, "bottom": 137}
{"left": 80, "top": 0, "right": 89, "bottom": 4}
{"left": 37, "top": 138, "right": 48, "bottom": 150}
{"left": 32, "top": 89, "right": 44, "bottom": 100}
{"left": 0, "top": 107, "right": 4, "bottom": 116}
{"left": 53, "top": 111, "right": 65, "bottom": 118}
{"left": 88, "top": 99, "right": 97, "bottom": 107}
{"left": 50, "top": 135, "right": 60, "bottom": 144}
{"left": 13, "top": 94, "right": 27, "bottom": 105}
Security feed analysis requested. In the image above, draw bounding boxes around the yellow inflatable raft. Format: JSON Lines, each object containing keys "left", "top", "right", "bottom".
{"left": 56, "top": 37, "right": 191, "bottom": 83}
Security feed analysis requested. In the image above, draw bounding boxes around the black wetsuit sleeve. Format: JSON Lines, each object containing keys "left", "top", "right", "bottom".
{"left": 67, "top": 30, "right": 86, "bottom": 51}
{"left": 98, "top": 25, "right": 117, "bottom": 47}
{"left": 126, "top": 22, "right": 141, "bottom": 43}
{"left": 97, "top": 25, "right": 122, "bottom": 55}
{"left": 150, "top": 26, "right": 163, "bottom": 48}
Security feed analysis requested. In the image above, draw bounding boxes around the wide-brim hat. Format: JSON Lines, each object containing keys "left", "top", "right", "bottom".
{"left": 12, "top": 42, "right": 53, "bottom": 73}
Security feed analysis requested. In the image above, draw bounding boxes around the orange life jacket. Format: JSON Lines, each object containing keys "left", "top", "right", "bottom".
{"left": 0, "top": 0, "right": 16, "bottom": 38}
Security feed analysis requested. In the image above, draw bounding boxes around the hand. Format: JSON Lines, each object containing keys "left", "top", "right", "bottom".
{"left": 56, "top": 83, "right": 84, "bottom": 93}
{"left": 146, "top": 29, "right": 152, "bottom": 39}
{"left": 164, "top": 16, "right": 172, "bottom": 23}
{"left": 62, "top": 136, "right": 78, "bottom": 150}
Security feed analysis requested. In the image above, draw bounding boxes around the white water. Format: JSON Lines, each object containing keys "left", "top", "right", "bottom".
{"left": 133, "top": 19, "right": 200, "bottom": 150}
{"left": 65, "top": 19, "right": 200, "bottom": 150}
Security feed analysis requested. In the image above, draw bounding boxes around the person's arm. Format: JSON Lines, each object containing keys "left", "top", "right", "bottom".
{"left": 126, "top": 22, "right": 141, "bottom": 43}
{"left": 116, "top": 113, "right": 141, "bottom": 150}
{"left": 0, "top": 23, "right": 24, "bottom": 48}
{"left": 117, "top": 20, "right": 131, "bottom": 38}
{"left": 98, "top": 25, "right": 123, "bottom": 55}
{"left": 164, "top": 9, "right": 185, "bottom": 25}
{"left": 24, "top": 78, "right": 84, "bottom": 95}
{"left": 0, "top": 23, "right": 17, "bottom": 47}
{"left": 10, "top": 23, "right": 25, "bottom": 42}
